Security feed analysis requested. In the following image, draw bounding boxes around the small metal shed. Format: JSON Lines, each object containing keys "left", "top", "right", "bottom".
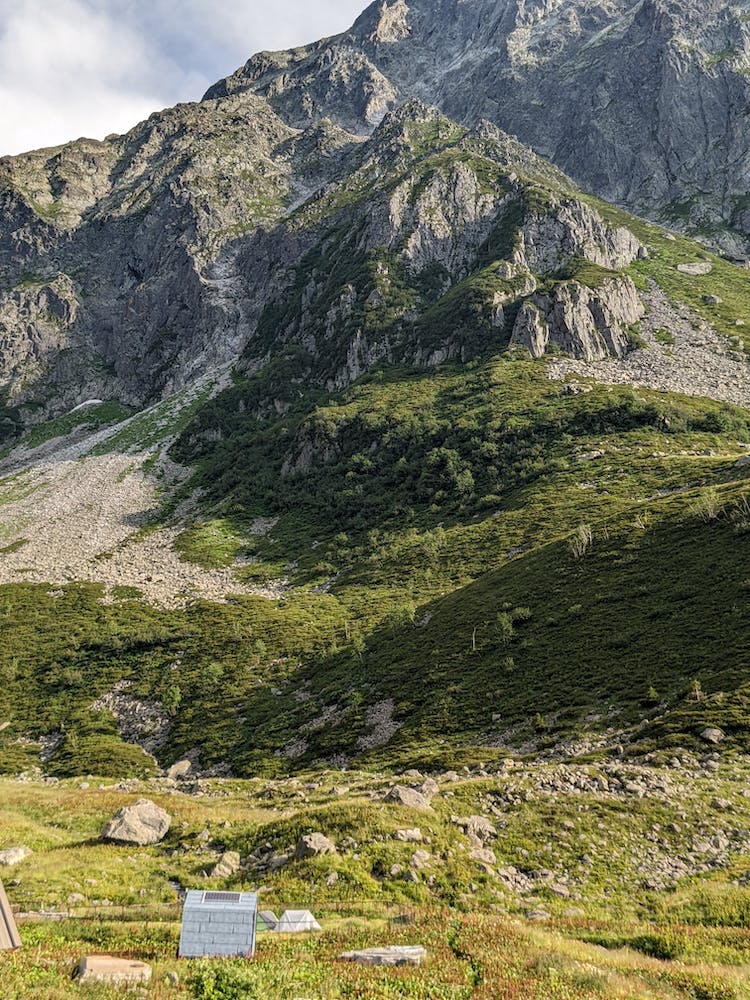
{"left": 0, "top": 881, "right": 21, "bottom": 951}
{"left": 178, "top": 890, "right": 258, "bottom": 958}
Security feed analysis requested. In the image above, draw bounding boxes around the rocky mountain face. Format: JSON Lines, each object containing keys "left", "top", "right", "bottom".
{"left": 0, "top": 95, "right": 645, "bottom": 436}
{"left": 2, "top": 0, "right": 748, "bottom": 434}
{"left": 0, "top": 96, "right": 359, "bottom": 424}
{"left": 212, "top": 0, "right": 750, "bottom": 255}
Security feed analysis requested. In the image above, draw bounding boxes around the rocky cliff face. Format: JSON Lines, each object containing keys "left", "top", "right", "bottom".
{"left": 3, "top": 0, "right": 728, "bottom": 433}
{"left": 0, "top": 82, "right": 648, "bottom": 434}
{"left": 0, "top": 96, "right": 361, "bottom": 420}
{"left": 210, "top": 0, "right": 750, "bottom": 255}
{"left": 511, "top": 276, "right": 644, "bottom": 361}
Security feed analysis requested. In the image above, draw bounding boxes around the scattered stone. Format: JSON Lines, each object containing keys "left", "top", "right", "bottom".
{"left": 0, "top": 847, "right": 32, "bottom": 867}
{"left": 268, "top": 853, "right": 291, "bottom": 871}
{"left": 325, "top": 871, "right": 339, "bottom": 887}
{"left": 452, "top": 816, "right": 497, "bottom": 841}
{"left": 735, "top": 455, "right": 750, "bottom": 468}
{"left": 77, "top": 956, "right": 152, "bottom": 986}
{"left": 386, "top": 786, "right": 433, "bottom": 810}
{"left": 394, "top": 828, "right": 423, "bottom": 843}
{"left": 101, "top": 799, "right": 171, "bottom": 846}
{"left": 166, "top": 760, "right": 192, "bottom": 780}
{"left": 677, "top": 261, "right": 713, "bottom": 276}
{"left": 470, "top": 846, "right": 497, "bottom": 866}
{"left": 67, "top": 893, "right": 86, "bottom": 904}
{"left": 416, "top": 777, "right": 439, "bottom": 799}
{"left": 410, "top": 850, "right": 430, "bottom": 869}
{"left": 711, "top": 798, "right": 732, "bottom": 812}
{"left": 295, "top": 833, "right": 337, "bottom": 860}
{"left": 339, "top": 946, "right": 427, "bottom": 967}
{"left": 702, "top": 294, "right": 722, "bottom": 305}
{"left": 526, "top": 910, "right": 551, "bottom": 922}
{"left": 165, "top": 971, "right": 180, "bottom": 986}
{"left": 549, "top": 883, "right": 571, "bottom": 898}
{"left": 548, "top": 282, "right": 750, "bottom": 409}
{"left": 211, "top": 851, "right": 241, "bottom": 878}
{"left": 701, "top": 727, "right": 726, "bottom": 745}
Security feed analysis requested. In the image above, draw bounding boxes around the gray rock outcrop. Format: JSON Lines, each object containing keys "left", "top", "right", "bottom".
{"left": 101, "top": 799, "right": 171, "bottom": 846}
{"left": 209, "top": 0, "right": 750, "bottom": 254}
{"left": 511, "top": 277, "right": 644, "bottom": 360}
{"left": 294, "top": 833, "right": 337, "bottom": 859}
{"left": 519, "top": 200, "right": 643, "bottom": 274}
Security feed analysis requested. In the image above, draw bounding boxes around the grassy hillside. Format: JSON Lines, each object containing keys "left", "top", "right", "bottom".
{"left": 5, "top": 767, "right": 750, "bottom": 998}
{"left": 1, "top": 357, "right": 749, "bottom": 776}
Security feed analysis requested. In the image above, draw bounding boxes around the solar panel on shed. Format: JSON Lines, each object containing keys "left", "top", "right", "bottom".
{"left": 178, "top": 889, "right": 258, "bottom": 958}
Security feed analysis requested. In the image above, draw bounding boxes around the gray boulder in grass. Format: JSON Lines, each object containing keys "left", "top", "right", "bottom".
{"left": 101, "top": 799, "right": 171, "bottom": 846}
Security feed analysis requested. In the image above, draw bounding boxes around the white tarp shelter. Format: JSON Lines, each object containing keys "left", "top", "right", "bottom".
{"left": 275, "top": 909, "right": 321, "bottom": 933}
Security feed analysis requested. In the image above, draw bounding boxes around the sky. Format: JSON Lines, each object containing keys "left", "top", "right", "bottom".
{"left": 0, "top": 0, "right": 367, "bottom": 157}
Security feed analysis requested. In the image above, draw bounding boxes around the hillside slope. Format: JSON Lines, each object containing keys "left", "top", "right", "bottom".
{"left": 0, "top": 51, "right": 748, "bottom": 782}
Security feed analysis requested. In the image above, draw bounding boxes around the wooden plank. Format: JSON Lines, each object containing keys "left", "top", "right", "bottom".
{"left": 0, "top": 881, "right": 21, "bottom": 950}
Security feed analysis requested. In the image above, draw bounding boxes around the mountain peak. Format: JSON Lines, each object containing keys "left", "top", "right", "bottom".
{"left": 367, "top": 0, "right": 412, "bottom": 44}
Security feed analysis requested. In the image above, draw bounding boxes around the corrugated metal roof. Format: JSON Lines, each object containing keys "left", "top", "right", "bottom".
{"left": 178, "top": 889, "right": 258, "bottom": 958}
{"left": 0, "top": 882, "right": 21, "bottom": 951}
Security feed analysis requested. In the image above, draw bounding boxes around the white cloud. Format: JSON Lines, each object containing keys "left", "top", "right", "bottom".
{"left": 0, "top": 0, "right": 367, "bottom": 156}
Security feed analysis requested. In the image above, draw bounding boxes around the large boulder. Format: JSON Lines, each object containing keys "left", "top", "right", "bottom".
{"left": 166, "top": 759, "right": 192, "bottom": 780}
{"left": 386, "top": 785, "right": 433, "bottom": 810}
{"left": 295, "top": 833, "right": 337, "bottom": 860}
{"left": 452, "top": 815, "right": 498, "bottom": 842}
{"left": 211, "top": 851, "right": 241, "bottom": 878}
{"left": 340, "top": 946, "right": 427, "bottom": 967}
{"left": 77, "top": 956, "right": 152, "bottom": 985}
{"left": 101, "top": 799, "right": 171, "bottom": 846}
{"left": 677, "top": 261, "right": 713, "bottom": 276}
